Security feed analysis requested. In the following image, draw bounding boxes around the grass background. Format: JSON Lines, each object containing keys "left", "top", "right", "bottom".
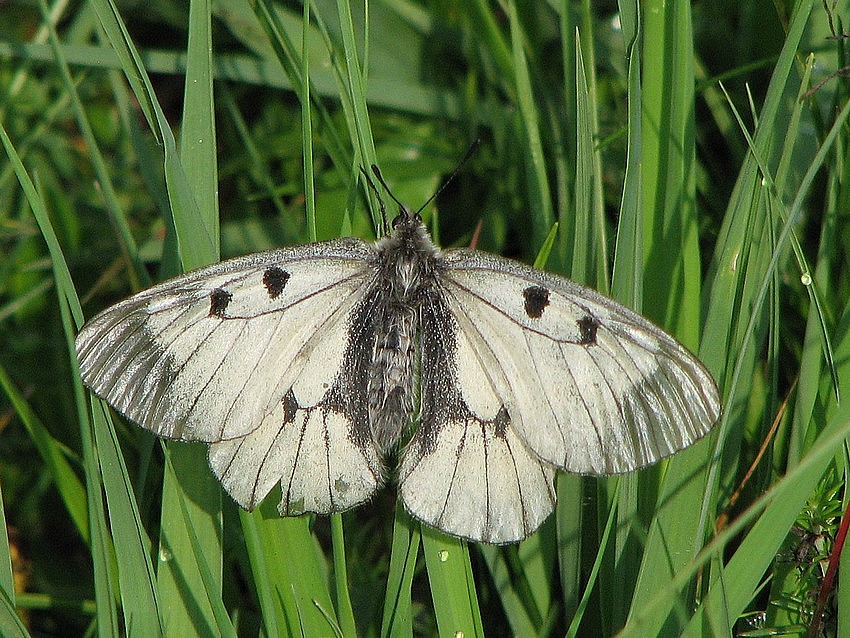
{"left": 1, "top": 0, "right": 849, "bottom": 635}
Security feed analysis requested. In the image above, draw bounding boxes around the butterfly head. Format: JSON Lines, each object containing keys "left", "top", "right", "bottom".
{"left": 383, "top": 204, "right": 434, "bottom": 251}
{"left": 391, "top": 205, "right": 423, "bottom": 231}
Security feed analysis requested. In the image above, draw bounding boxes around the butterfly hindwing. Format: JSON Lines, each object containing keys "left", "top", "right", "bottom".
{"left": 76, "top": 239, "right": 385, "bottom": 513}
{"left": 208, "top": 389, "right": 383, "bottom": 514}
{"left": 399, "top": 293, "right": 556, "bottom": 544}
{"left": 439, "top": 249, "right": 720, "bottom": 475}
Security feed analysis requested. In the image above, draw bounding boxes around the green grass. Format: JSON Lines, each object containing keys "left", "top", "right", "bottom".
{"left": 1, "top": 0, "right": 849, "bottom": 635}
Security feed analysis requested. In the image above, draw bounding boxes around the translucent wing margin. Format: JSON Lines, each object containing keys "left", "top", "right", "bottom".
{"left": 438, "top": 249, "right": 721, "bottom": 476}
{"left": 75, "top": 239, "right": 384, "bottom": 513}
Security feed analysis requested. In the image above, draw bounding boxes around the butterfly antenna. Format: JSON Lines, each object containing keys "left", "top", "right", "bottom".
{"left": 360, "top": 166, "right": 390, "bottom": 235}
{"left": 415, "top": 138, "right": 481, "bottom": 215}
{"left": 369, "top": 164, "right": 408, "bottom": 212}
{"left": 365, "top": 138, "right": 481, "bottom": 227}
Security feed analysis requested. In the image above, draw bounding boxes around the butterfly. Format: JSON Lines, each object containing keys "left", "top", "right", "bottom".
{"left": 75, "top": 180, "right": 721, "bottom": 544}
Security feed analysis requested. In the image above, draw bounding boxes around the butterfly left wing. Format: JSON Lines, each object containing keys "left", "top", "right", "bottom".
{"left": 75, "top": 240, "right": 385, "bottom": 514}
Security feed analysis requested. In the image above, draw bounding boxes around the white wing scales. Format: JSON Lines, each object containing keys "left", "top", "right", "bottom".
{"left": 400, "top": 408, "right": 556, "bottom": 544}
{"left": 76, "top": 240, "right": 385, "bottom": 514}
{"left": 208, "top": 389, "right": 382, "bottom": 514}
{"left": 76, "top": 243, "right": 370, "bottom": 441}
{"left": 438, "top": 249, "right": 720, "bottom": 475}
{"left": 400, "top": 250, "right": 719, "bottom": 542}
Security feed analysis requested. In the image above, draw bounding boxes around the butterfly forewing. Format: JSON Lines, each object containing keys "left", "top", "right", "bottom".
{"left": 76, "top": 242, "right": 372, "bottom": 440}
{"left": 438, "top": 249, "right": 721, "bottom": 475}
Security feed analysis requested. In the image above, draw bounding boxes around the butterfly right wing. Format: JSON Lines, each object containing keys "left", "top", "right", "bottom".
{"left": 75, "top": 239, "right": 385, "bottom": 513}
{"left": 436, "top": 250, "right": 720, "bottom": 475}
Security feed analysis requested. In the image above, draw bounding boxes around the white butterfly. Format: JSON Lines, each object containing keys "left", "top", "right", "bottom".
{"left": 75, "top": 200, "right": 720, "bottom": 544}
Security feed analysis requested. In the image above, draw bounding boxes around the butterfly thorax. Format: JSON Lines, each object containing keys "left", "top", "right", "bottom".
{"left": 368, "top": 212, "right": 441, "bottom": 455}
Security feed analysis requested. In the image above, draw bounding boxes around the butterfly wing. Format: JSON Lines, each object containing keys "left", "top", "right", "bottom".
{"left": 401, "top": 248, "right": 719, "bottom": 543}
{"left": 399, "top": 292, "right": 556, "bottom": 544}
{"left": 75, "top": 238, "right": 385, "bottom": 513}
{"left": 437, "top": 249, "right": 721, "bottom": 476}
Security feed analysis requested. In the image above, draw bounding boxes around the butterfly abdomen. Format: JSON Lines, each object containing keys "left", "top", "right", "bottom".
{"left": 369, "top": 307, "right": 417, "bottom": 454}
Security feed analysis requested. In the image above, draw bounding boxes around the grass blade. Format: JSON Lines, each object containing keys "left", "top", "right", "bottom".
{"left": 380, "top": 506, "right": 420, "bottom": 638}
{"left": 153, "top": 1, "right": 226, "bottom": 632}
{"left": 422, "top": 528, "right": 483, "bottom": 638}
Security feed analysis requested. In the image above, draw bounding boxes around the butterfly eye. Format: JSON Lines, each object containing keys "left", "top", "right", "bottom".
{"left": 391, "top": 207, "right": 421, "bottom": 229}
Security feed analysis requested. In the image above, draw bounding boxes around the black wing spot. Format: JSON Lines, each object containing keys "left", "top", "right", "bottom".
{"left": 577, "top": 314, "right": 599, "bottom": 345}
{"left": 492, "top": 407, "right": 510, "bottom": 440}
{"left": 263, "top": 266, "right": 290, "bottom": 299}
{"left": 282, "top": 389, "right": 300, "bottom": 424}
{"left": 523, "top": 285, "right": 550, "bottom": 318}
{"left": 209, "top": 288, "right": 232, "bottom": 317}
